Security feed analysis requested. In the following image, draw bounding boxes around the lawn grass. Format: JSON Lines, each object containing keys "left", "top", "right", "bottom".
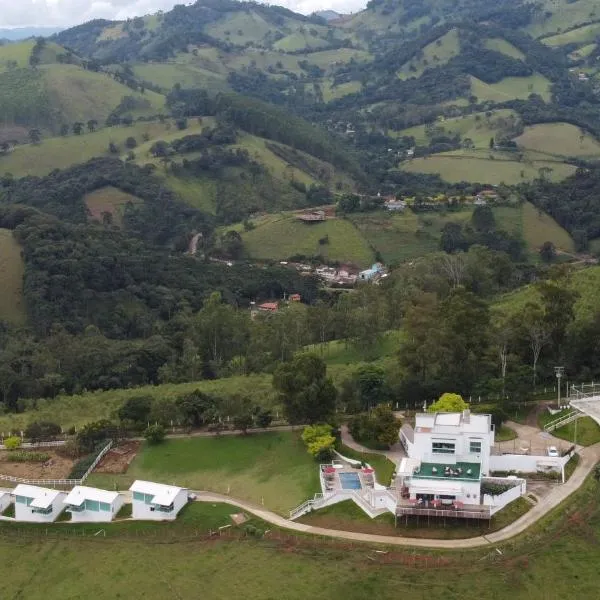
{"left": 0, "top": 229, "right": 26, "bottom": 325}
{"left": 495, "top": 425, "right": 518, "bottom": 442}
{"left": 538, "top": 411, "right": 600, "bottom": 447}
{"left": 87, "top": 432, "right": 320, "bottom": 515}
{"left": 336, "top": 442, "right": 396, "bottom": 486}
{"left": 239, "top": 214, "right": 375, "bottom": 266}
{"left": 84, "top": 186, "right": 142, "bottom": 226}
{"left": 515, "top": 123, "right": 600, "bottom": 158}
{"left": 470, "top": 74, "right": 552, "bottom": 102}
{"left": 401, "top": 151, "right": 576, "bottom": 184}
{"left": 299, "top": 496, "right": 531, "bottom": 539}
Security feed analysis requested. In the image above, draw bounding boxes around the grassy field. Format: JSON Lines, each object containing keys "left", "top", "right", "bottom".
{"left": 133, "top": 62, "right": 230, "bottom": 92}
{"left": 470, "top": 74, "right": 552, "bottom": 102}
{"left": 401, "top": 151, "right": 576, "bottom": 184}
{"left": 0, "top": 228, "right": 26, "bottom": 325}
{"left": 515, "top": 123, "right": 600, "bottom": 158}
{"left": 300, "top": 496, "right": 531, "bottom": 539}
{"left": 397, "top": 109, "right": 521, "bottom": 148}
{"left": 526, "top": 0, "right": 599, "bottom": 37}
{"left": 496, "top": 265, "right": 600, "bottom": 323}
{"left": 321, "top": 79, "right": 362, "bottom": 102}
{"left": 238, "top": 215, "right": 375, "bottom": 266}
{"left": 88, "top": 432, "right": 320, "bottom": 514}
{"left": 483, "top": 38, "right": 526, "bottom": 60}
{"left": 542, "top": 22, "right": 600, "bottom": 47}
{"left": 397, "top": 28, "right": 460, "bottom": 79}
{"left": 2, "top": 464, "right": 600, "bottom": 597}
{"left": 84, "top": 186, "right": 143, "bottom": 226}
{"left": 274, "top": 31, "right": 330, "bottom": 52}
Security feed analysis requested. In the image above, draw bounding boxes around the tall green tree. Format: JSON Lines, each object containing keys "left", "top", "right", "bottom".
{"left": 273, "top": 353, "right": 337, "bottom": 424}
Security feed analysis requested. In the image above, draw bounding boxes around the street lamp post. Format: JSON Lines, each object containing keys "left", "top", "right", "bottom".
{"left": 555, "top": 366, "right": 565, "bottom": 410}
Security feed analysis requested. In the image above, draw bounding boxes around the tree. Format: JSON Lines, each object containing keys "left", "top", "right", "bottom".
{"left": 489, "top": 137, "right": 495, "bottom": 149}
{"left": 118, "top": 395, "right": 152, "bottom": 425}
{"left": 108, "top": 142, "right": 119, "bottom": 154}
{"left": 427, "top": 393, "right": 468, "bottom": 413}
{"left": 255, "top": 409, "right": 273, "bottom": 428}
{"left": 522, "top": 303, "right": 551, "bottom": 386}
{"left": 4, "top": 436, "right": 22, "bottom": 450}
{"left": 87, "top": 119, "right": 98, "bottom": 133}
{"left": 233, "top": 412, "right": 253, "bottom": 433}
{"left": 25, "top": 421, "right": 61, "bottom": 442}
{"left": 539, "top": 241, "right": 556, "bottom": 263}
{"left": 72, "top": 122, "right": 84, "bottom": 135}
{"left": 144, "top": 424, "right": 166, "bottom": 445}
{"left": 301, "top": 424, "right": 335, "bottom": 460}
{"left": 348, "top": 405, "right": 400, "bottom": 449}
{"left": 176, "top": 118, "right": 188, "bottom": 130}
{"left": 150, "top": 140, "right": 169, "bottom": 157}
{"left": 273, "top": 353, "right": 337, "bottom": 424}
{"left": 471, "top": 205, "right": 496, "bottom": 233}
{"left": 60, "top": 124, "right": 70, "bottom": 136}
{"left": 440, "top": 222, "right": 468, "bottom": 253}
{"left": 337, "top": 193, "right": 360, "bottom": 213}
{"left": 125, "top": 136, "right": 138, "bottom": 149}
{"left": 28, "top": 129, "right": 41, "bottom": 144}
{"left": 354, "top": 365, "right": 387, "bottom": 411}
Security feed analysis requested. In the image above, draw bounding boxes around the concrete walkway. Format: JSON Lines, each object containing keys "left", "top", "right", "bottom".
{"left": 193, "top": 441, "right": 600, "bottom": 549}
{"left": 497, "top": 420, "right": 573, "bottom": 455}
{"left": 340, "top": 425, "right": 405, "bottom": 464}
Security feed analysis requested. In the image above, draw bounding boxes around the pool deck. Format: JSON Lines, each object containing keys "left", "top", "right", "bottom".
{"left": 321, "top": 462, "right": 375, "bottom": 493}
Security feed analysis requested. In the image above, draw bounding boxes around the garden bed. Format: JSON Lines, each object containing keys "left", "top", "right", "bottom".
{"left": 94, "top": 441, "right": 140, "bottom": 474}
{"left": 0, "top": 449, "right": 74, "bottom": 480}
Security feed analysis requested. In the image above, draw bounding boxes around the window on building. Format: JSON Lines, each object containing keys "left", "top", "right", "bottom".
{"left": 99, "top": 502, "right": 111, "bottom": 512}
{"left": 132, "top": 491, "right": 145, "bottom": 502}
{"left": 469, "top": 440, "right": 482, "bottom": 454}
{"left": 432, "top": 441, "right": 455, "bottom": 454}
{"left": 85, "top": 500, "right": 100, "bottom": 512}
{"left": 16, "top": 496, "right": 28, "bottom": 505}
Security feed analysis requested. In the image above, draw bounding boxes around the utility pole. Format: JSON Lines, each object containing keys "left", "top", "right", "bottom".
{"left": 555, "top": 366, "right": 565, "bottom": 410}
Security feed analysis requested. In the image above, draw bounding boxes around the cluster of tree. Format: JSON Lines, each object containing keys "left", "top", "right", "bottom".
{"left": 29, "top": 37, "right": 47, "bottom": 67}
{"left": 301, "top": 424, "right": 336, "bottom": 459}
{"left": 348, "top": 405, "right": 400, "bottom": 449}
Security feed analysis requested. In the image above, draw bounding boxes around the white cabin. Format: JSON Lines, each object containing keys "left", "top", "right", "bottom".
{"left": 13, "top": 484, "right": 65, "bottom": 523}
{"left": 64, "top": 486, "right": 124, "bottom": 523}
{"left": 129, "top": 480, "right": 188, "bottom": 521}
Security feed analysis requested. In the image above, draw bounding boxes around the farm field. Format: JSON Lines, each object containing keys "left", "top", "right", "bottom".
{"left": 400, "top": 151, "right": 576, "bottom": 184}
{"left": 397, "top": 28, "right": 460, "bottom": 79}
{"left": 133, "top": 62, "right": 230, "bottom": 92}
{"left": 525, "top": 0, "right": 599, "bottom": 38}
{"left": 87, "top": 432, "right": 320, "bottom": 514}
{"left": 238, "top": 215, "right": 375, "bottom": 266}
{"left": 470, "top": 74, "right": 552, "bottom": 102}
{"left": 0, "top": 229, "right": 26, "bottom": 325}
{"left": 515, "top": 123, "right": 600, "bottom": 158}
{"left": 397, "top": 109, "right": 521, "bottom": 148}
{"left": 84, "top": 186, "right": 142, "bottom": 226}
{"left": 542, "top": 22, "right": 600, "bottom": 47}
{"left": 483, "top": 38, "right": 525, "bottom": 60}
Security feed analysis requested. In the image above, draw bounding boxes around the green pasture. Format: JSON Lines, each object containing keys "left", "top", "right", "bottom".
{"left": 483, "top": 38, "right": 526, "bottom": 60}
{"left": 0, "top": 229, "right": 26, "bottom": 325}
{"left": 515, "top": 123, "right": 600, "bottom": 158}
{"left": 470, "top": 74, "right": 552, "bottom": 102}
{"left": 397, "top": 28, "right": 460, "bottom": 79}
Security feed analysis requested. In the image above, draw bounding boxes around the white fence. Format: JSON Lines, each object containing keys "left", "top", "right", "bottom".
{"left": 0, "top": 440, "right": 66, "bottom": 451}
{"left": 0, "top": 440, "right": 113, "bottom": 489}
{"left": 482, "top": 477, "right": 526, "bottom": 516}
{"left": 489, "top": 453, "right": 567, "bottom": 474}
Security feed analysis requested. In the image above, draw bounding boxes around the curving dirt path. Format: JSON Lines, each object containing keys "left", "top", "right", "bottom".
{"left": 192, "top": 441, "right": 600, "bottom": 549}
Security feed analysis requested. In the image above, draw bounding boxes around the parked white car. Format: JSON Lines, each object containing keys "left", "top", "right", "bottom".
{"left": 547, "top": 446, "right": 560, "bottom": 457}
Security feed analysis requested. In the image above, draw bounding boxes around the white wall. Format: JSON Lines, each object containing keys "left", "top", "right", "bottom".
{"left": 132, "top": 489, "right": 188, "bottom": 521}
{"left": 14, "top": 493, "right": 66, "bottom": 523}
{"left": 69, "top": 495, "right": 125, "bottom": 523}
{"left": 0, "top": 493, "right": 11, "bottom": 514}
{"left": 483, "top": 479, "right": 526, "bottom": 516}
{"left": 408, "top": 478, "right": 481, "bottom": 504}
{"left": 489, "top": 454, "right": 568, "bottom": 474}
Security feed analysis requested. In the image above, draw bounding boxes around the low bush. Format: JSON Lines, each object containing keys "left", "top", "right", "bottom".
{"left": 67, "top": 441, "right": 110, "bottom": 479}
{"left": 4, "top": 436, "right": 22, "bottom": 450}
{"left": 6, "top": 451, "right": 50, "bottom": 463}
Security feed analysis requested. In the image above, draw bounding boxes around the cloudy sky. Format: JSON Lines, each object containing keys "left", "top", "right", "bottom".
{"left": 0, "top": 0, "right": 368, "bottom": 29}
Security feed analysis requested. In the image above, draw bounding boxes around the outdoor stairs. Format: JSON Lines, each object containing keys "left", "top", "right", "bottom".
{"left": 289, "top": 490, "right": 393, "bottom": 521}
{"left": 544, "top": 410, "right": 583, "bottom": 433}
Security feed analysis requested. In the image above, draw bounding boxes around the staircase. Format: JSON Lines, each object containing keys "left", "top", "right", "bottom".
{"left": 544, "top": 410, "right": 583, "bottom": 433}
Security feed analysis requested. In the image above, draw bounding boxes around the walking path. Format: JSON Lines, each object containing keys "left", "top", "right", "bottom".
{"left": 193, "top": 441, "right": 600, "bottom": 549}
{"left": 340, "top": 425, "right": 406, "bottom": 463}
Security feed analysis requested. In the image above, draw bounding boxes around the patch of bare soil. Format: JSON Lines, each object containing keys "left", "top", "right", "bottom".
{"left": 94, "top": 441, "right": 140, "bottom": 474}
{"left": 0, "top": 450, "right": 74, "bottom": 479}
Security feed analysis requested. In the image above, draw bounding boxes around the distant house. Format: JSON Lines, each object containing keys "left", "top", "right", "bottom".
{"left": 359, "top": 263, "right": 385, "bottom": 282}
{"left": 297, "top": 210, "right": 326, "bottom": 223}
{"left": 476, "top": 189, "right": 498, "bottom": 204}
{"left": 289, "top": 293, "right": 301, "bottom": 302}
{"left": 257, "top": 301, "right": 279, "bottom": 313}
{"left": 385, "top": 199, "right": 407, "bottom": 212}
{"left": 129, "top": 480, "right": 188, "bottom": 521}
{"left": 13, "top": 484, "right": 66, "bottom": 523}
{"left": 64, "top": 486, "right": 124, "bottom": 523}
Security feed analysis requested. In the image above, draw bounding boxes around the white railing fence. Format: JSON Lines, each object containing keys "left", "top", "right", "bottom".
{"left": 544, "top": 410, "right": 583, "bottom": 432}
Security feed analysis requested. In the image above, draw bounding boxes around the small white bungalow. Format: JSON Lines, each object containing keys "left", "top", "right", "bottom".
{"left": 63, "top": 486, "right": 124, "bottom": 523}
{"left": 13, "top": 484, "right": 65, "bottom": 523}
{"left": 0, "top": 491, "right": 12, "bottom": 515}
{"left": 129, "top": 480, "right": 188, "bottom": 521}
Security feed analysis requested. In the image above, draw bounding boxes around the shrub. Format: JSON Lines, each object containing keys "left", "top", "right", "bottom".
{"left": 25, "top": 421, "right": 61, "bottom": 442}
{"left": 56, "top": 439, "right": 83, "bottom": 459}
{"left": 7, "top": 451, "right": 50, "bottom": 463}
{"left": 4, "top": 436, "right": 21, "bottom": 450}
{"left": 301, "top": 424, "right": 335, "bottom": 460}
{"left": 125, "top": 136, "right": 138, "bottom": 149}
{"left": 144, "top": 424, "right": 166, "bottom": 445}
{"left": 67, "top": 441, "right": 109, "bottom": 479}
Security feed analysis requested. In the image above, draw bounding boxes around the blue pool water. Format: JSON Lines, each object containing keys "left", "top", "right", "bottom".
{"left": 339, "top": 472, "right": 362, "bottom": 490}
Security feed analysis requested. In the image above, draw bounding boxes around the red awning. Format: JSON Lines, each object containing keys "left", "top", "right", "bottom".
{"left": 323, "top": 467, "right": 336, "bottom": 474}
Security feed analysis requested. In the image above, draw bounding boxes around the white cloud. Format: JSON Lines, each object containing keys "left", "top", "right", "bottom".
{"left": 0, "top": 0, "right": 368, "bottom": 29}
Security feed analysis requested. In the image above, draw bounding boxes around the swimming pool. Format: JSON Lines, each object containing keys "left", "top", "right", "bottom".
{"left": 339, "top": 472, "right": 362, "bottom": 490}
